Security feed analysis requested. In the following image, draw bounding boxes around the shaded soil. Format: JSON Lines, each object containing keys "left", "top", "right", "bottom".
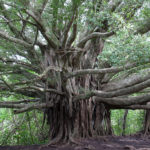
{"left": 1, "top": 135, "right": 150, "bottom": 150}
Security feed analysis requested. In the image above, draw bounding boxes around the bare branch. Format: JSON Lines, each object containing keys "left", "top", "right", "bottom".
{"left": 73, "top": 77, "right": 150, "bottom": 102}
{"left": 66, "top": 63, "right": 137, "bottom": 78}
{"left": 20, "top": 15, "right": 30, "bottom": 35}
{"left": 111, "top": 104, "right": 150, "bottom": 110}
{"left": 0, "top": 19, "right": 21, "bottom": 23}
{"left": 93, "top": 78, "right": 150, "bottom": 98}
{"left": 0, "top": 98, "right": 40, "bottom": 104}
{"left": 0, "top": 102, "right": 53, "bottom": 113}
{"left": 14, "top": 102, "right": 53, "bottom": 114}
{"left": 14, "top": 86, "right": 65, "bottom": 96}
{"left": 32, "top": 28, "right": 39, "bottom": 46}
{"left": 102, "top": 68, "right": 150, "bottom": 91}
{"left": 38, "top": 0, "right": 48, "bottom": 15}
{"left": 66, "top": 23, "right": 77, "bottom": 48}
{"left": 0, "top": 57, "right": 36, "bottom": 70}
{"left": 0, "top": 103, "right": 25, "bottom": 109}
{"left": 26, "top": 10, "right": 58, "bottom": 48}
{"left": 62, "top": 15, "right": 75, "bottom": 48}
{"left": 95, "top": 94, "right": 150, "bottom": 106}
{"left": 0, "top": 30, "right": 32, "bottom": 48}
{"left": 124, "top": 104, "right": 150, "bottom": 110}
{"left": 0, "top": 77, "right": 13, "bottom": 91}
{"left": 77, "top": 31, "right": 114, "bottom": 48}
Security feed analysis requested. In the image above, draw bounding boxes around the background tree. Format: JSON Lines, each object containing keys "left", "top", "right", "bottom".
{"left": 0, "top": 0, "right": 150, "bottom": 145}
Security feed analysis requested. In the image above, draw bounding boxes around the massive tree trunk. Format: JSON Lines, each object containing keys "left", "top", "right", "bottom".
{"left": 43, "top": 37, "right": 112, "bottom": 143}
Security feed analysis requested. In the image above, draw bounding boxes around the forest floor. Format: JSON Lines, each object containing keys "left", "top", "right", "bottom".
{"left": 0, "top": 134, "right": 150, "bottom": 150}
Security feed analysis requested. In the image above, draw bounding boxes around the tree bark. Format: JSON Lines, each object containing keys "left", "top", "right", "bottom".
{"left": 144, "top": 108, "right": 150, "bottom": 135}
{"left": 41, "top": 37, "right": 113, "bottom": 143}
{"left": 122, "top": 110, "right": 128, "bottom": 136}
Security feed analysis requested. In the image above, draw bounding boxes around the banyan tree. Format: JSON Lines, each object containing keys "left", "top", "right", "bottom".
{"left": 0, "top": 0, "right": 150, "bottom": 145}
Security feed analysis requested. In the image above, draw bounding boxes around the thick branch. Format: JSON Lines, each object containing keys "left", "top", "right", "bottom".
{"left": 66, "top": 63, "right": 136, "bottom": 78}
{"left": 77, "top": 31, "right": 114, "bottom": 48}
{"left": 14, "top": 86, "right": 65, "bottom": 96}
{"left": 0, "top": 57, "right": 36, "bottom": 70}
{"left": 0, "top": 30, "right": 32, "bottom": 47}
{"left": 94, "top": 78, "right": 150, "bottom": 98}
{"left": 74, "top": 77, "right": 150, "bottom": 102}
{"left": 0, "top": 103, "right": 25, "bottom": 109}
{"left": 66, "top": 23, "right": 77, "bottom": 48}
{"left": 14, "top": 102, "right": 53, "bottom": 114}
{"left": 110, "top": 104, "right": 150, "bottom": 110}
{"left": 0, "top": 19, "right": 21, "bottom": 24}
{"left": 0, "top": 98, "right": 40, "bottom": 104}
{"left": 0, "top": 102, "right": 53, "bottom": 113}
{"left": 95, "top": 94, "right": 150, "bottom": 106}
{"left": 125, "top": 104, "right": 150, "bottom": 110}
{"left": 102, "top": 68, "right": 150, "bottom": 91}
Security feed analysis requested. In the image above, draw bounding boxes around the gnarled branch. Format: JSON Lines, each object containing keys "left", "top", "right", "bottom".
{"left": 0, "top": 30, "right": 32, "bottom": 47}
{"left": 77, "top": 31, "right": 114, "bottom": 48}
{"left": 0, "top": 98, "right": 40, "bottom": 104}
{"left": 93, "top": 78, "right": 150, "bottom": 98}
{"left": 66, "top": 63, "right": 137, "bottom": 78}
{"left": 14, "top": 102, "right": 53, "bottom": 114}
{"left": 102, "top": 68, "right": 150, "bottom": 91}
{"left": 95, "top": 94, "right": 150, "bottom": 106}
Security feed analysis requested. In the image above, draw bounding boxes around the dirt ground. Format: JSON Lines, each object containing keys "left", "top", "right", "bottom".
{"left": 1, "top": 135, "right": 150, "bottom": 150}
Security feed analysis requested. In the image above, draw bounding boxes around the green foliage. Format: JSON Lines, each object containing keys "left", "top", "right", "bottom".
{"left": 125, "top": 110, "right": 145, "bottom": 135}
{"left": 0, "top": 95, "right": 48, "bottom": 145}
{"left": 0, "top": 109, "right": 48, "bottom": 145}
{"left": 98, "top": 28, "right": 150, "bottom": 66}
{"left": 111, "top": 109, "right": 125, "bottom": 135}
{"left": 111, "top": 109, "right": 145, "bottom": 135}
{"left": 0, "top": 107, "right": 145, "bottom": 144}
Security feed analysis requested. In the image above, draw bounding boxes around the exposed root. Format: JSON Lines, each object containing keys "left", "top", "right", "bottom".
{"left": 38, "top": 137, "right": 82, "bottom": 150}
{"left": 68, "top": 137, "right": 96, "bottom": 150}
{"left": 69, "top": 136, "right": 83, "bottom": 146}
{"left": 39, "top": 144, "right": 57, "bottom": 150}
{"left": 38, "top": 138, "right": 61, "bottom": 150}
{"left": 74, "top": 144, "right": 95, "bottom": 150}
